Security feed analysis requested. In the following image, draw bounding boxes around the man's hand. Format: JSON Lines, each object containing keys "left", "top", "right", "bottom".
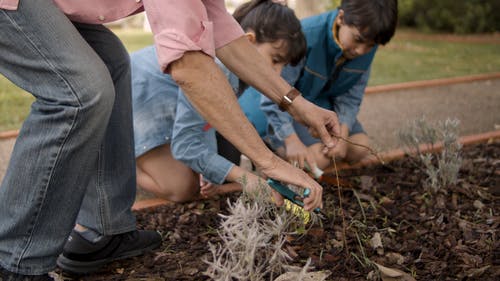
{"left": 324, "top": 123, "right": 349, "bottom": 160}
{"left": 257, "top": 154, "right": 323, "bottom": 212}
{"left": 287, "top": 96, "right": 340, "bottom": 150}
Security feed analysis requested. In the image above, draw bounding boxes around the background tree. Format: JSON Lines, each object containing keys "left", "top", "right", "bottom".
{"left": 294, "top": 0, "right": 329, "bottom": 18}
{"left": 328, "top": 0, "right": 500, "bottom": 34}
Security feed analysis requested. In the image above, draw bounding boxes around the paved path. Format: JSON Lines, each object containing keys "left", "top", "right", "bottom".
{"left": 359, "top": 78, "right": 500, "bottom": 151}
{"left": 1, "top": 78, "right": 499, "bottom": 183}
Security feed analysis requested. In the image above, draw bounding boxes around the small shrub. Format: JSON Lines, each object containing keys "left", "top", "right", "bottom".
{"left": 204, "top": 179, "right": 315, "bottom": 280}
{"left": 398, "top": 117, "right": 462, "bottom": 193}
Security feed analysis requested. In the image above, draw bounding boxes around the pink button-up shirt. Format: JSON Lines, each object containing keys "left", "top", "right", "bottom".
{"left": 0, "top": 0, "right": 244, "bottom": 71}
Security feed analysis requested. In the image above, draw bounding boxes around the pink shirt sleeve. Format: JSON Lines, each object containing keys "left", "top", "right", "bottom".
{"left": 0, "top": 0, "right": 19, "bottom": 10}
{"left": 143, "top": 0, "right": 243, "bottom": 72}
{"left": 2, "top": 0, "right": 243, "bottom": 73}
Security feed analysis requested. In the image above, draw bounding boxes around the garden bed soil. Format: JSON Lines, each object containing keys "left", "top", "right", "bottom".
{"left": 58, "top": 140, "right": 499, "bottom": 281}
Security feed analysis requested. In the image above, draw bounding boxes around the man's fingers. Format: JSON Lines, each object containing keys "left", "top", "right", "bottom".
{"left": 302, "top": 180, "right": 322, "bottom": 211}
{"left": 326, "top": 119, "right": 340, "bottom": 138}
{"left": 271, "top": 189, "right": 284, "bottom": 207}
{"left": 316, "top": 125, "right": 335, "bottom": 149}
{"left": 298, "top": 157, "right": 306, "bottom": 169}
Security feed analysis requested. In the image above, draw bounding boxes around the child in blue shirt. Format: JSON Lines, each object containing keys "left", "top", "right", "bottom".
{"left": 132, "top": 0, "right": 306, "bottom": 201}
{"left": 242, "top": 0, "right": 398, "bottom": 171}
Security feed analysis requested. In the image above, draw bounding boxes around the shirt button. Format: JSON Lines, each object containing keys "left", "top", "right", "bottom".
{"left": 98, "top": 15, "right": 105, "bottom": 21}
{"left": 135, "top": 0, "right": 141, "bottom": 2}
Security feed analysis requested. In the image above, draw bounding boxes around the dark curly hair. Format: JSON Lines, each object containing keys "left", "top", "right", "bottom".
{"left": 340, "top": 0, "right": 398, "bottom": 45}
{"left": 232, "top": 0, "right": 306, "bottom": 66}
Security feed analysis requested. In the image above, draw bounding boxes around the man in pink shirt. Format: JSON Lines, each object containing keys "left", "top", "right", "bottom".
{"left": 0, "top": 0, "right": 340, "bottom": 279}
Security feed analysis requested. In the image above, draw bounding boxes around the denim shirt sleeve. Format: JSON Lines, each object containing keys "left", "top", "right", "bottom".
{"left": 171, "top": 89, "right": 234, "bottom": 184}
{"left": 331, "top": 67, "right": 371, "bottom": 131}
{"left": 215, "top": 58, "right": 239, "bottom": 94}
{"left": 259, "top": 61, "right": 304, "bottom": 141}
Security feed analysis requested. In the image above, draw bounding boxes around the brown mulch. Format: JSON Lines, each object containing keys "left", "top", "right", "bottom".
{"left": 58, "top": 140, "right": 500, "bottom": 281}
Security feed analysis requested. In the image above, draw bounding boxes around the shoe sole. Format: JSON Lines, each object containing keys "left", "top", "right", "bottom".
{"left": 56, "top": 240, "right": 161, "bottom": 274}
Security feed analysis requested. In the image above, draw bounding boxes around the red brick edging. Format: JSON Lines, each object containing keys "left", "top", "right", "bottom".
{"left": 132, "top": 198, "right": 170, "bottom": 211}
{"left": 0, "top": 130, "right": 19, "bottom": 140}
{"left": 332, "top": 129, "right": 500, "bottom": 171}
{"left": 365, "top": 72, "right": 500, "bottom": 94}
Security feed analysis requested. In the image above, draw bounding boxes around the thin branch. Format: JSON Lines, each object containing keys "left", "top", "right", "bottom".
{"left": 334, "top": 135, "right": 386, "bottom": 165}
{"left": 332, "top": 158, "right": 349, "bottom": 257}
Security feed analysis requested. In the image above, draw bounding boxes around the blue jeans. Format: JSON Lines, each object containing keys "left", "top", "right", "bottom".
{"left": 0, "top": 0, "right": 136, "bottom": 275}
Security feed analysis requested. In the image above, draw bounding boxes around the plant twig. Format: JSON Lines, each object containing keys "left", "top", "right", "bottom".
{"left": 352, "top": 190, "right": 367, "bottom": 223}
{"left": 332, "top": 158, "right": 349, "bottom": 257}
{"left": 333, "top": 134, "right": 386, "bottom": 165}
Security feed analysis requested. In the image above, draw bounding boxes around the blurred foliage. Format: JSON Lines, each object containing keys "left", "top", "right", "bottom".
{"left": 0, "top": 77, "right": 33, "bottom": 132}
{"left": 326, "top": 0, "right": 341, "bottom": 9}
{"left": 330, "top": 0, "right": 500, "bottom": 34}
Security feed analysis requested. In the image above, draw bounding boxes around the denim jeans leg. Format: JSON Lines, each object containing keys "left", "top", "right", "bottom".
{"left": 0, "top": 0, "right": 126, "bottom": 275}
{"left": 72, "top": 22, "right": 137, "bottom": 235}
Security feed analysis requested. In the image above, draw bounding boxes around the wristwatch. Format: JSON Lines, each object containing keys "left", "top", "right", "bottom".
{"left": 279, "top": 87, "right": 301, "bottom": 111}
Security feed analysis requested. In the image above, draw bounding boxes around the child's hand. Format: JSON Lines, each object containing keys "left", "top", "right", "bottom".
{"left": 284, "top": 134, "right": 318, "bottom": 171}
{"left": 324, "top": 138, "right": 348, "bottom": 160}
{"left": 199, "top": 175, "right": 218, "bottom": 198}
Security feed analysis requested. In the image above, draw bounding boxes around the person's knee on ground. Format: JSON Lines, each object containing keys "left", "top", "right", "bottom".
{"left": 306, "top": 134, "right": 371, "bottom": 170}
{"left": 136, "top": 145, "right": 199, "bottom": 202}
{"left": 345, "top": 133, "right": 372, "bottom": 164}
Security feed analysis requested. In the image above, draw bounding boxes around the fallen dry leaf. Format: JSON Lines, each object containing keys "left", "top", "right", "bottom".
{"left": 371, "top": 232, "right": 384, "bottom": 255}
{"left": 373, "top": 262, "right": 416, "bottom": 281}
{"left": 360, "top": 175, "right": 373, "bottom": 191}
{"left": 274, "top": 270, "right": 331, "bottom": 281}
{"left": 385, "top": 252, "right": 405, "bottom": 265}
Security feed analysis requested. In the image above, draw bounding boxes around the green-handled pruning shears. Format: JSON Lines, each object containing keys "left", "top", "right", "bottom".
{"left": 267, "top": 179, "right": 321, "bottom": 213}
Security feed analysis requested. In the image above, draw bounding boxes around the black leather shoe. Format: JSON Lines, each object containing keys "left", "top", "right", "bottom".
{"left": 0, "top": 267, "right": 52, "bottom": 281}
{"left": 56, "top": 229, "right": 161, "bottom": 274}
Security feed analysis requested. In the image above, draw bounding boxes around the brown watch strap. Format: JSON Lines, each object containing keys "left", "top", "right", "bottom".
{"left": 279, "top": 87, "right": 301, "bottom": 111}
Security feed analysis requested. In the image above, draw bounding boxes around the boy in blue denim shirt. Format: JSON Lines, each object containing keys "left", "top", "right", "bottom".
{"left": 132, "top": 0, "right": 306, "bottom": 201}
{"left": 242, "top": 0, "right": 398, "bottom": 171}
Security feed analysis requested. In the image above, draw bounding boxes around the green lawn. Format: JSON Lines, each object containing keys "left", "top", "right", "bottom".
{"left": 0, "top": 29, "right": 499, "bottom": 131}
{"left": 370, "top": 31, "right": 500, "bottom": 85}
{"left": 0, "top": 29, "right": 154, "bottom": 132}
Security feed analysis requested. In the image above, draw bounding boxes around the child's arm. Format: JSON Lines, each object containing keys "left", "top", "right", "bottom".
{"left": 259, "top": 61, "right": 304, "bottom": 146}
{"left": 330, "top": 69, "right": 370, "bottom": 135}
{"left": 199, "top": 164, "right": 266, "bottom": 197}
{"left": 171, "top": 89, "right": 235, "bottom": 185}
{"left": 224, "top": 165, "right": 264, "bottom": 194}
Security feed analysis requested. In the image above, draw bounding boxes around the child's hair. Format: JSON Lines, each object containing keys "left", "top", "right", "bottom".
{"left": 340, "top": 0, "right": 398, "bottom": 45}
{"left": 232, "top": 0, "right": 306, "bottom": 66}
